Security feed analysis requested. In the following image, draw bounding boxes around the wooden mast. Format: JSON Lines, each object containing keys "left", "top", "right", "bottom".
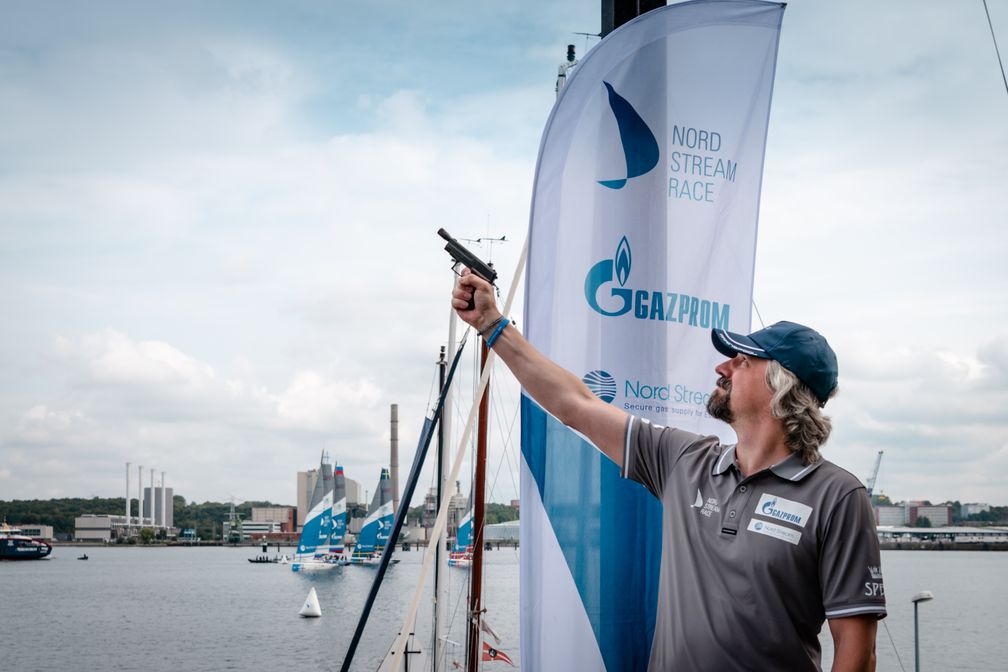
{"left": 466, "top": 339, "right": 490, "bottom": 672}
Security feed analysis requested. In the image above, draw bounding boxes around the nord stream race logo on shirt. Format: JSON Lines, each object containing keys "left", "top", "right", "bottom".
{"left": 583, "top": 236, "right": 731, "bottom": 328}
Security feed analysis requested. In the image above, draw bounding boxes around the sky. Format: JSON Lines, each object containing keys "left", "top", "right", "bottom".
{"left": 1, "top": 0, "right": 1006, "bottom": 508}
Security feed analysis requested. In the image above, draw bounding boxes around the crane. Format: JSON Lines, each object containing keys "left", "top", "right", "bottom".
{"left": 865, "top": 450, "right": 884, "bottom": 496}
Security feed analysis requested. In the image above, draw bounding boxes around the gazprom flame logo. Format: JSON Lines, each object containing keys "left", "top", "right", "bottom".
{"left": 582, "top": 370, "right": 617, "bottom": 403}
{"left": 584, "top": 236, "right": 633, "bottom": 317}
{"left": 598, "top": 81, "right": 660, "bottom": 189}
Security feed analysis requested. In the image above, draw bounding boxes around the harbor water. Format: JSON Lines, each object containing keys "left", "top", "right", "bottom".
{"left": 3, "top": 546, "right": 1005, "bottom": 671}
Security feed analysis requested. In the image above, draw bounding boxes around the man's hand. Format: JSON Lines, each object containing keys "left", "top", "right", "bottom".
{"left": 449, "top": 267, "right": 627, "bottom": 468}
{"left": 452, "top": 268, "right": 501, "bottom": 333}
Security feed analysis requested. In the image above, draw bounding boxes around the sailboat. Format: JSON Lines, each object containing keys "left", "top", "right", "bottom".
{"left": 348, "top": 468, "right": 394, "bottom": 565}
{"left": 291, "top": 452, "right": 339, "bottom": 572}
{"left": 329, "top": 464, "right": 348, "bottom": 558}
{"left": 448, "top": 491, "right": 473, "bottom": 568}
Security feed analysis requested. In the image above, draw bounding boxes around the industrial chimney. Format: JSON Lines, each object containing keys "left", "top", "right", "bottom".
{"left": 390, "top": 403, "right": 399, "bottom": 515}
{"left": 126, "top": 462, "right": 131, "bottom": 530}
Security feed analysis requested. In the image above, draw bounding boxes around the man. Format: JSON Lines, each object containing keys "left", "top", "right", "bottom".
{"left": 453, "top": 269, "right": 886, "bottom": 671}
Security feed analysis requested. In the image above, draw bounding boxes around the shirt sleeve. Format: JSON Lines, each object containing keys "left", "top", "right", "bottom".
{"left": 622, "top": 416, "right": 710, "bottom": 500}
{"left": 819, "top": 487, "right": 887, "bottom": 620}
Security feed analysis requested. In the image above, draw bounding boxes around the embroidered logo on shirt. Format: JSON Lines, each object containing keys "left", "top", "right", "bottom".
{"left": 755, "top": 493, "right": 813, "bottom": 528}
{"left": 691, "top": 489, "right": 703, "bottom": 508}
{"left": 691, "top": 488, "right": 721, "bottom": 517}
{"left": 869, "top": 565, "right": 883, "bottom": 580}
{"left": 747, "top": 519, "right": 801, "bottom": 545}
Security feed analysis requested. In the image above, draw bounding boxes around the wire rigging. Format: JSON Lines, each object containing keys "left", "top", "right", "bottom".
{"left": 983, "top": 0, "right": 1008, "bottom": 96}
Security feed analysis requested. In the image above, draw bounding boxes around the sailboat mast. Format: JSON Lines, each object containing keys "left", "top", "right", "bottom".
{"left": 434, "top": 345, "right": 448, "bottom": 671}
{"left": 466, "top": 340, "right": 490, "bottom": 672}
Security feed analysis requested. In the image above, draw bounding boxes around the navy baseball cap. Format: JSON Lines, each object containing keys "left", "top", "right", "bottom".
{"left": 711, "top": 321, "right": 838, "bottom": 405}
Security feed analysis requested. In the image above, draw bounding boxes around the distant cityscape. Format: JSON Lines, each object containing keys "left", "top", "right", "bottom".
{"left": 1, "top": 461, "right": 520, "bottom": 546}
{"left": 2, "top": 464, "right": 1004, "bottom": 548}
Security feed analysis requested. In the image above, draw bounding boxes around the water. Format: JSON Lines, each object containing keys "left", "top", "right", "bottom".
{"left": 3, "top": 547, "right": 1005, "bottom": 671}
{"left": 820, "top": 551, "right": 1008, "bottom": 672}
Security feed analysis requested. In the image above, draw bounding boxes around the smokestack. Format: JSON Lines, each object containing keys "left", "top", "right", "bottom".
{"left": 138, "top": 465, "right": 143, "bottom": 527}
{"left": 126, "top": 462, "right": 131, "bottom": 529}
{"left": 161, "top": 471, "right": 166, "bottom": 530}
{"left": 390, "top": 403, "right": 399, "bottom": 515}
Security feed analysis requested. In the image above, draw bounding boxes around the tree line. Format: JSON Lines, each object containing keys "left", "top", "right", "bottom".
{"left": 0, "top": 496, "right": 287, "bottom": 540}
{"left": 2, "top": 496, "right": 521, "bottom": 540}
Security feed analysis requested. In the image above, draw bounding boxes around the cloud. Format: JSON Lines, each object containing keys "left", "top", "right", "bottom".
{"left": 1, "top": 330, "right": 398, "bottom": 501}
{"left": 825, "top": 334, "right": 1008, "bottom": 502}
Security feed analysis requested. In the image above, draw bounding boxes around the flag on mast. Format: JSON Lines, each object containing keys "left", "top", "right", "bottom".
{"left": 521, "top": 1, "right": 786, "bottom": 670}
{"left": 481, "top": 641, "right": 516, "bottom": 666}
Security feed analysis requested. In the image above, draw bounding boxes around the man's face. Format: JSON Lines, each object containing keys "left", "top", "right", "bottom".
{"left": 707, "top": 354, "right": 773, "bottom": 423}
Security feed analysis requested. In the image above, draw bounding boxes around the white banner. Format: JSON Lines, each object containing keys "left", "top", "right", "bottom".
{"left": 520, "top": 1, "right": 785, "bottom": 669}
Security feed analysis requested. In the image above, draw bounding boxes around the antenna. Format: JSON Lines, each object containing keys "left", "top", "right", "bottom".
{"left": 457, "top": 233, "right": 508, "bottom": 265}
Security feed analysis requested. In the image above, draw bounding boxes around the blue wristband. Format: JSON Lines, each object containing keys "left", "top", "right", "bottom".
{"left": 485, "top": 319, "right": 509, "bottom": 349}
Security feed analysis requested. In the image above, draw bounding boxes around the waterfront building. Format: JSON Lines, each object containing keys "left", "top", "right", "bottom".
{"left": 484, "top": 520, "right": 519, "bottom": 543}
{"left": 75, "top": 514, "right": 131, "bottom": 541}
{"left": 251, "top": 506, "right": 295, "bottom": 532}
{"left": 874, "top": 505, "right": 906, "bottom": 526}
{"left": 962, "top": 502, "right": 991, "bottom": 517}
{"left": 877, "top": 525, "right": 1008, "bottom": 544}
{"left": 222, "top": 520, "right": 284, "bottom": 540}
{"left": 907, "top": 504, "right": 952, "bottom": 526}
{"left": 13, "top": 524, "right": 54, "bottom": 540}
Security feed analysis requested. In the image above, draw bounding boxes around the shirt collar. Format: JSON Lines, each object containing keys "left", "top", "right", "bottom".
{"left": 712, "top": 444, "right": 823, "bottom": 482}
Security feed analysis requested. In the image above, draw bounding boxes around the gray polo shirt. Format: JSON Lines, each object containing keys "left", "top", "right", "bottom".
{"left": 623, "top": 416, "right": 886, "bottom": 671}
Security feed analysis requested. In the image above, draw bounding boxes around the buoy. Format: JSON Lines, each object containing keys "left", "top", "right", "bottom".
{"left": 299, "top": 586, "right": 322, "bottom": 617}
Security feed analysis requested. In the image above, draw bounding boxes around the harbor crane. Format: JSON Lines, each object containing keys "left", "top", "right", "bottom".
{"left": 865, "top": 450, "right": 884, "bottom": 496}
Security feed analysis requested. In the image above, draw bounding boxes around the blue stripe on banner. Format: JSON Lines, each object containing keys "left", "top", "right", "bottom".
{"left": 522, "top": 396, "right": 662, "bottom": 671}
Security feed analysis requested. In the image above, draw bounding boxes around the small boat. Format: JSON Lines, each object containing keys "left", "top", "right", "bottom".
{"left": 78, "top": 554, "right": 89, "bottom": 561}
{"left": 247, "top": 555, "right": 279, "bottom": 564}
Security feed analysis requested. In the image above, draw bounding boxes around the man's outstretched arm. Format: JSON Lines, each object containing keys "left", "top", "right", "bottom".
{"left": 453, "top": 269, "right": 629, "bottom": 469}
{"left": 829, "top": 615, "right": 877, "bottom": 672}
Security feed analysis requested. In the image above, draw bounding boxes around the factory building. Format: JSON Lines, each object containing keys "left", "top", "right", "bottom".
{"left": 75, "top": 515, "right": 131, "bottom": 541}
{"left": 297, "top": 468, "right": 362, "bottom": 530}
{"left": 144, "top": 486, "right": 174, "bottom": 528}
{"left": 252, "top": 506, "right": 295, "bottom": 532}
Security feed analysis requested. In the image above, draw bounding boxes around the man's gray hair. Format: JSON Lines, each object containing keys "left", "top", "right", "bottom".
{"left": 765, "top": 360, "right": 836, "bottom": 465}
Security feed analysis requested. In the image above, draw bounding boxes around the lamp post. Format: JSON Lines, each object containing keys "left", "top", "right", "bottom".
{"left": 912, "top": 590, "right": 934, "bottom": 672}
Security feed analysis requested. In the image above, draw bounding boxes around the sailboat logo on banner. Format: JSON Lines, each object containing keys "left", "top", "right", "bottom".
{"left": 598, "top": 81, "right": 660, "bottom": 189}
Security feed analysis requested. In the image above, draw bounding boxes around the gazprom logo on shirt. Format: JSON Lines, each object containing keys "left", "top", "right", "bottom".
{"left": 756, "top": 493, "right": 813, "bottom": 529}
{"left": 583, "top": 236, "right": 731, "bottom": 329}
